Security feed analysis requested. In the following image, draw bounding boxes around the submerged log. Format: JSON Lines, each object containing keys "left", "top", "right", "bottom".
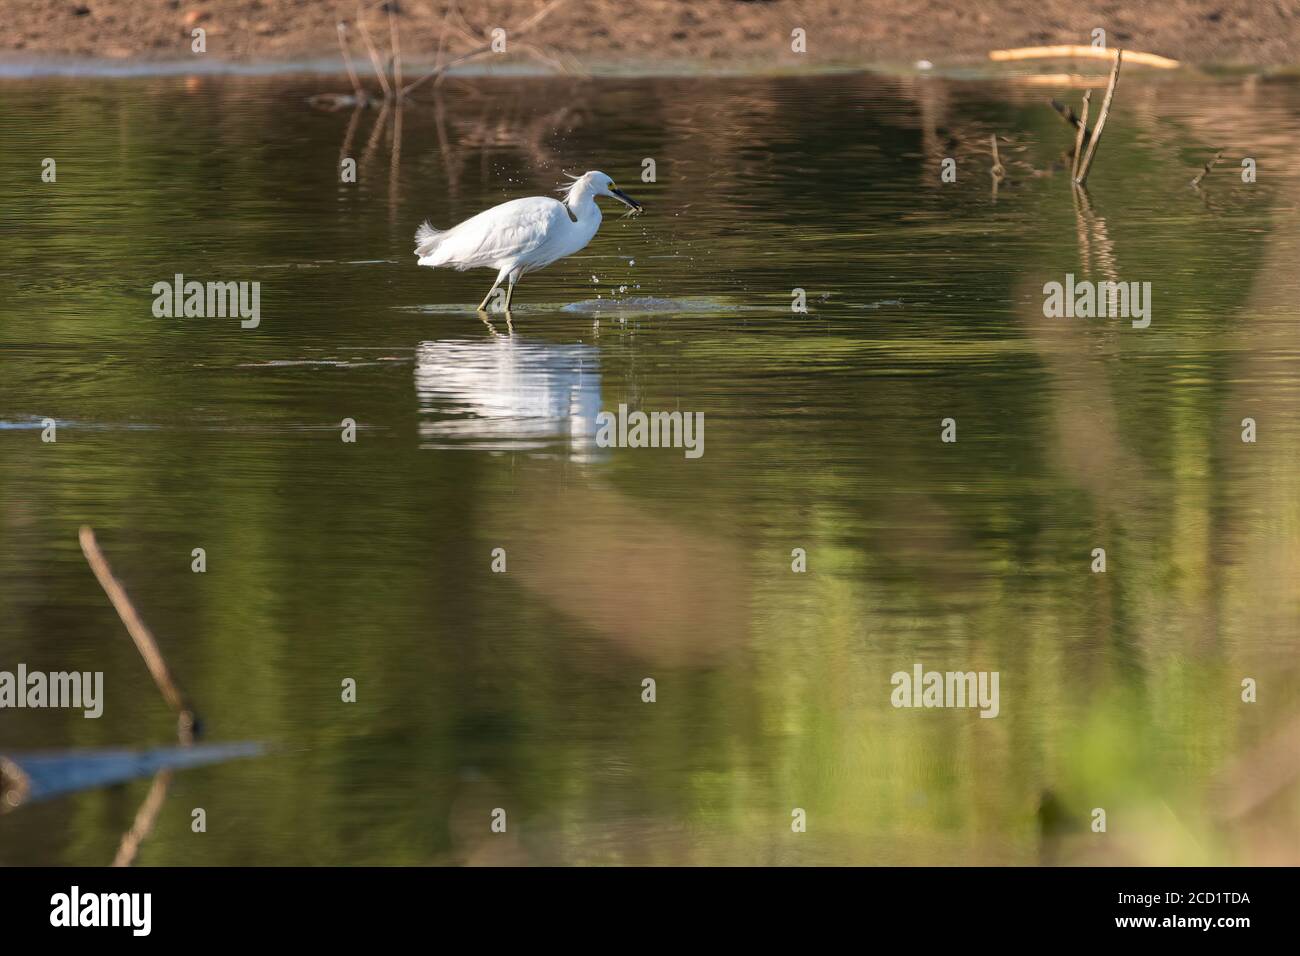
{"left": 989, "top": 45, "right": 1178, "bottom": 69}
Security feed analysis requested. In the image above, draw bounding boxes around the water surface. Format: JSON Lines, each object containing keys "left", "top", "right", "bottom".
{"left": 2, "top": 72, "right": 1299, "bottom": 865}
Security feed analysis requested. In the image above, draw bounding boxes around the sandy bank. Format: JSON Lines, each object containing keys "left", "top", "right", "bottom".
{"left": 2, "top": 0, "right": 1299, "bottom": 76}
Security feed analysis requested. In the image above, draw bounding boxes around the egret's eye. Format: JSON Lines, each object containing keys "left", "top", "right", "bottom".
{"left": 608, "top": 182, "right": 616, "bottom": 189}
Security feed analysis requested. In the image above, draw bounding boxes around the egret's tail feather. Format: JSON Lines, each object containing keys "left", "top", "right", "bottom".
{"left": 414, "top": 220, "right": 445, "bottom": 260}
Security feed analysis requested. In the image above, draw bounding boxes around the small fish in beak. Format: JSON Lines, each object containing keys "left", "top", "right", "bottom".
{"left": 610, "top": 186, "right": 643, "bottom": 215}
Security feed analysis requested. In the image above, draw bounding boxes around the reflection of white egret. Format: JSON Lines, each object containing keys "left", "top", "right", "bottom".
{"left": 414, "top": 335, "right": 603, "bottom": 460}
{"left": 413, "top": 171, "right": 642, "bottom": 312}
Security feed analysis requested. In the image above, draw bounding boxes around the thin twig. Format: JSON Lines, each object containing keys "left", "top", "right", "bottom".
{"left": 1050, "top": 99, "right": 1082, "bottom": 129}
{"left": 1075, "top": 184, "right": 1118, "bottom": 281}
{"left": 1071, "top": 89, "right": 1091, "bottom": 181}
{"left": 1072, "top": 179, "right": 1092, "bottom": 273}
{"left": 433, "top": 85, "right": 458, "bottom": 194}
{"left": 356, "top": 3, "right": 392, "bottom": 98}
{"left": 1191, "top": 149, "right": 1224, "bottom": 188}
{"left": 389, "top": 96, "right": 403, "bottom": 219}
{"left": 433, "top": 2, "right": 453, "bottom": 71}
{"left": 990, "top": 134, "right": 1005, "bottom": 179}
{"left": 78, "top": 526, "right": 197, "bottom": 744}
{"left": 514, "top": 41, "right": 570, "bottom": 75}
{"left": 361, "top": 99, "right": 392, "bottom": 170}
{"left": 1075, "top": 50, "right": 1123, "bottom": 185}
{"left": 388, "top": 4, "right": 403, "bottom": 93}
{"left": 340, "top": 101, "right": 363, "bottom": 171}
{"left": 516, "top": 0, "right": 568, "bottom": 33}
{"left": 401, "top": 0, "right": 570, "bottom": 97}
{"left": 337, "top": 22, "right": 365, "bottom": 99}
{"left": 111, "top": 770, "right": 172, "bottom": 867}
{"left": 445, "top": 0, "right": 481, "bottom": 48}
{"left": 402, "top": 47, "right": 482, "bottom": 97}
{"left": 1050, "top": 99, "right": 1093, "bottom": 158}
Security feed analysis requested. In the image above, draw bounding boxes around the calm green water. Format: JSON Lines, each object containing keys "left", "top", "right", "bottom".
{"left": 2, "top": 72, "right": 1299, "bottom": 865}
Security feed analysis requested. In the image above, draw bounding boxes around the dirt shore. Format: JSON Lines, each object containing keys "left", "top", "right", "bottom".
{"left": 2, "top": 0, "right": 1299, "bottom": 72}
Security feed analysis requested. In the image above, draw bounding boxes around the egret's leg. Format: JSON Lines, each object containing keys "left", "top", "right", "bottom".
{"left": 477, "top": 267, "right": 510, "bottom": 312}
{"left": 503, "top": 268, "right": 523, "bottom": 313}
{"left": 476, "top": 283, "right": 499, "bottom": 313}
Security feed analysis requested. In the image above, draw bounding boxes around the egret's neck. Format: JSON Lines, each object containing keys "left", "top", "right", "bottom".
{"left": 566, "top": 188, "right": 602, "bottom": 225}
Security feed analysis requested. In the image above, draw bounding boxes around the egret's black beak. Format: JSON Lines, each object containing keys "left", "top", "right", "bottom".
{"left": 610, "top": 187, "right": 642, "bottom": 212}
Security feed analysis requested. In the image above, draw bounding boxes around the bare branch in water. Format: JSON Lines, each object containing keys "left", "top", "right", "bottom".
{"left": 1075, "top": 50, "right": 1123, "bottom": 186}
{"left": 337, "top": 22, "right": 365, "bottom": 100}
{"left": 388, "top": 4, "right": 403, "bottom": 93}
{"left": 1070, "top": 89, "right": 1091, "bottom": 181}
{"left": 401, "top": 0, "right": 572, "bottom": 97}
{"left": 79, "top": 526, "right": 198, "bottom": 744}
{"left": 990, "top": 134, "right": 1006, "bottom": 180}
{"left": 356, "top": 2, "right": 392, "bottom": 98}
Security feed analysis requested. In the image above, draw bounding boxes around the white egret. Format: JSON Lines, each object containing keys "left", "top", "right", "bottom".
{"left": 413, "top": 170, "right": 643, "bottom": 312}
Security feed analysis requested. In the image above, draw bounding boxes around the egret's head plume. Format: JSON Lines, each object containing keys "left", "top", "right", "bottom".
{"left": 556, "top": 170, "right": 594, "bottom": 206}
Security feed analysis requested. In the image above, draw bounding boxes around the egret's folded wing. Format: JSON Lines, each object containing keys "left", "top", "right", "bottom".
{"left": 434, "top": 197, "right": 569, "bottom": 270}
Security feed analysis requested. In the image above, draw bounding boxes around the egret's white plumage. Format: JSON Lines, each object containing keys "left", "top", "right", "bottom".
{"left": 414, "top": 170, "right": 642, "bottom": 312}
